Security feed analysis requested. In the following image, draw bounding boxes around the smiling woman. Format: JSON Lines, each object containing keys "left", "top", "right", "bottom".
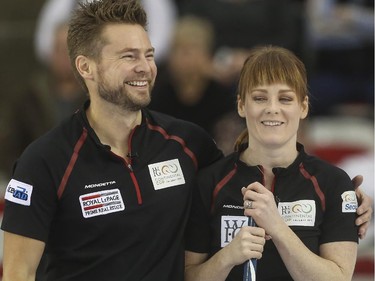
{"left": 184, "top": 45, "right": 368, "bottom": 281}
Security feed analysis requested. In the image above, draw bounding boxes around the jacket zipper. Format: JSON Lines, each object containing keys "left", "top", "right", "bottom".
{"left": 127, "top": 162, "right": 143, "bottom": 205}
{"left": 258, "top": 165, "right": 279, "bottom": 205}
{"left": 126, "top": 126, "right": 143, "bottom": 205}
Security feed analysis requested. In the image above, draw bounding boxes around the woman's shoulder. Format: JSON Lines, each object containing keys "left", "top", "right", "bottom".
{"left": 302, "top": 152, "right": 353, "bottom": 188}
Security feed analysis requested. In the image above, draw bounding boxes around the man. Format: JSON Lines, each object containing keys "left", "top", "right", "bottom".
{"left": 1, "top": 1, "right": 372, "bottom": 281}
{"left": 1, "top": 1, "right": 222, "bottom": 280}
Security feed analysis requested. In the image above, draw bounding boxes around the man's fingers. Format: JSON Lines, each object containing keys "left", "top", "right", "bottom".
{"left": 356, "top": 209, "right": 372, "bottom": 225}
{"left": 356, "top": 193, "right": 373, "bottom": 216}
{"left": 352, "top": 175, "right": 364, "bottom": 189}
{"left": 357, "top": 221, "right": 369, "bottom": 240}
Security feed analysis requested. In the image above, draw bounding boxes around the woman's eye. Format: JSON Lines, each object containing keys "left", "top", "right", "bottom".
{"left": 280, "top": 97, "right": 293, "bottom": 102}
{"left": 253, "top": 96, "right": 266, "bottom": 102}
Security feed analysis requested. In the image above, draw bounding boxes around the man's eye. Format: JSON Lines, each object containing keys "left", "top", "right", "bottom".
{"left": 146, "top": 53, "right": 155, "bottom": 59}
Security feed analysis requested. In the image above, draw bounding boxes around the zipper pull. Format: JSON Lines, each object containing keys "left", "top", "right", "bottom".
{"left": 275, "top": 195, "right": 281, "bottom": 205}
{"left": 127, "top": 163, "right": 133, "bottom": 172}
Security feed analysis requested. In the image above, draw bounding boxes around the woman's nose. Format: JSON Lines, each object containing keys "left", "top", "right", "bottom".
{"left": 265, "top": 99, "right": 280, "bottom": 114}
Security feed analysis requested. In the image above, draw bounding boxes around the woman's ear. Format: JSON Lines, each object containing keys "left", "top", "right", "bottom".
{"left": 301, "top": 96, "right": 309, "bottom": 119}
{"left": 76, "top": 55, "right": 94, "bottom": 80}
{"left": 237, "top": 95, "right": 246, "bottom": 118}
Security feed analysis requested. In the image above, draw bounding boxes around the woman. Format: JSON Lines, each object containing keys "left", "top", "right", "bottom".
{"left": 185, "top": 45, "right": 360, "bottom": 281}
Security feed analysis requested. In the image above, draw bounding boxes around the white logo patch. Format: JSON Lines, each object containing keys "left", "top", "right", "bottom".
{"left": 341, "top": 191, "right": 358, "bottom": 213}
{"left": 221, "top": 216, "right": 248, "bottom": 247}
{"left": 79, "top": 189, "right": 125, "bottom": 218}
{"left": 278, "top": 200, "right": 316, "bottom": 226}
{"left": 148, "top": 159, "right": 185, "bottom": 190}
{"left": 5, "top": 179, "right": 33, "bottom": 206}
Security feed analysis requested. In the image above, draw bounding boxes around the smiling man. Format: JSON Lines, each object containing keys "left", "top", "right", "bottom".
{"left": 0, "top": 1, "right": 223, "bottom": 280}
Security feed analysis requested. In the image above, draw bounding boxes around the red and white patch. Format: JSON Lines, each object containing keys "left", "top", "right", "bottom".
{"left": 79, "top": 189, "right": 125, "bottom": 218}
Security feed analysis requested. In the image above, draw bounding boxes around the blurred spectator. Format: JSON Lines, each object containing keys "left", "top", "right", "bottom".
{"left": 148, "top": 16, "right": 236, "bottom": 141}
{"left": 141, "top": 0, "right": 178, "bottom": 64}
{"left": 33, "top": 0, "right": 85, "bottom": 121}
{"left": 34, "top": 21, "right": 86, "bottom": 122}
{"left": 306, "top": 0, "right": 374, "bottom": 116}
{"left": 180, "top": 0, "right": 308, "bottom": 88}
{"left": 34, "top": 0, "right": 78, "bottom": 65}
{"left": 0, "top": 1, "right": 86, "bottom": 178}
{"left": 0, "top": 22, "right": 86, "bottom": 176}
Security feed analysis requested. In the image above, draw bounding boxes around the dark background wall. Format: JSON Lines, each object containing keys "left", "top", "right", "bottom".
{"left": 0, "top": 1, "right": 46, "bottom": 105}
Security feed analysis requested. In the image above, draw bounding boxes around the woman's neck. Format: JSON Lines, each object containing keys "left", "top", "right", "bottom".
{"left": 240, "top": 142, "right": 298, "bottom": 171}
{"left": 240, "top": 143, "right": 298, "bottom": 190}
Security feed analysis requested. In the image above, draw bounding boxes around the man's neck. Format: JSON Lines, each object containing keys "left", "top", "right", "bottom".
{"left": 86, "top": 98, "right": 142, "bottom": 158}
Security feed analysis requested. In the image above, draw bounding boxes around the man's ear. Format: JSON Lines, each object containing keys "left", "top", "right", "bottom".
{"left": 76, "top": 55, "right": 94, "bottom": 80}
{"left": 237, "top": 95, "right": 246, "bottom": 118}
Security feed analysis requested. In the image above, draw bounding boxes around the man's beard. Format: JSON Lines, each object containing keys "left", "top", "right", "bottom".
{"left": 97, "top": 74, "right": 152, "bottom": 111}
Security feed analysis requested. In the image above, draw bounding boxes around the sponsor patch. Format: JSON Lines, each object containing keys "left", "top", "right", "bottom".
{"left": 221, "top": 215, "right": 248, "bottom": 247}
{"left": 79, "top": 189, "right": 125, "bottom": 218}
{"left": 5, "top": 179, "right": 33, "bottom": 206}
{"left": 341, "top": 191, "right": 358, "bottom": 213}
{"left": 278, "top": 200, "right": 316, "bottom": 226}
{"left": 148, "top": 159, "right": 185, "bottom": 190}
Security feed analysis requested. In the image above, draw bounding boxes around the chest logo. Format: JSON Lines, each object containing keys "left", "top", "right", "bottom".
{"left": 79, "top": 189, "right": 125, "bottom": 218}
{"left": 278, "top": 200, "right": 316, "bottom": 226}
{"left": 148, "top": 159, "right": 185, "bottom": 190}
{"left": 221, "top": 215, "right": 248, "bottom": 248}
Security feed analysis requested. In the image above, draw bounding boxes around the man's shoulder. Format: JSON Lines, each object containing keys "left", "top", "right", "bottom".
{"left": 199, "top": 152, "right": 237, "bottom": 174}
{"left": 144, "top": 109, "right": 224, "bottom": 166}
{"left": 145, "top": 109, "right": 209, "bottom": 136}
{"left": 19, "top": 114, "right": 83, "bottom": 162}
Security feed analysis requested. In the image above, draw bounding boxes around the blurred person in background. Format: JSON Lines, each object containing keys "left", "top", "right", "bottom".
{"left": 33, "top": 0, "right": 87, "bottom": 123}
{"left": 0, "top": 20, "right": 86, "bottom": 179}
{"left": 0, "top": 0, "right": 86, "bottom": 178}
{"left": 148, "top": 16, "right": 236, "bottom": 140}
{"left": 141, "top": 0, "right": 178, "bottom": 64}
{"left": 179, "top": 0, "right": 308, "bottom": 89}
{"left": 33, "top": 21, "right": 86, "bottom": 123}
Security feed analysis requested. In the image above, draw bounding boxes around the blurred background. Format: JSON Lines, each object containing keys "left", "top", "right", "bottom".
{"left": 0, "top": 0, "right": 46, "bottom": 179}
{"left": 0, "top": 0, "right": 373, "bottom": 280}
